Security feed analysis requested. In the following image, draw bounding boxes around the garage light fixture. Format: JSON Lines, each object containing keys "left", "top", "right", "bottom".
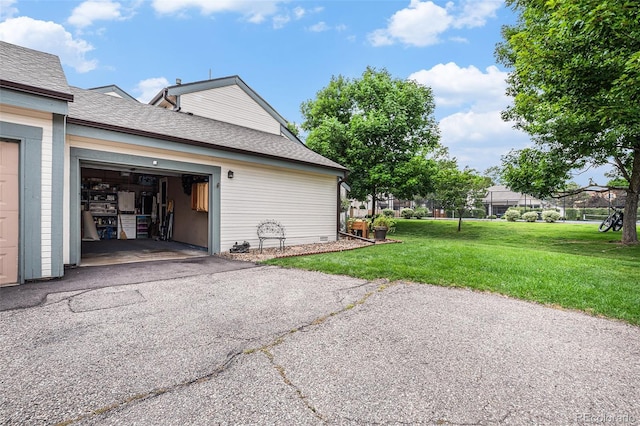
{"left": 227, "top": 170, "right": 234, "bottom": 179}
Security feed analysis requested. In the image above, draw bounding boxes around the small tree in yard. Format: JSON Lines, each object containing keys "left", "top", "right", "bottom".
{"left": 433, "top": 156, "right": 488, "bottom": 231}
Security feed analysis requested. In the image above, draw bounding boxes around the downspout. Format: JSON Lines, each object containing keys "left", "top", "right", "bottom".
{"left": 163, "top": 88, "right": 180, "bottom": 111}
{"left": 337, "top": 174, "right": 348, "bottom": 238}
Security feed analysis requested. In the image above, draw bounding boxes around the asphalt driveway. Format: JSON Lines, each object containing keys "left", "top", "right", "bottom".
{"left": 0, "top": 262, "right": 638, "bottom": 424}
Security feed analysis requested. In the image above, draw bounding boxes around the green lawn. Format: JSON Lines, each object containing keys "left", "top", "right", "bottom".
{"left": 266, "top": 219, "right": 640, "bottom": 325}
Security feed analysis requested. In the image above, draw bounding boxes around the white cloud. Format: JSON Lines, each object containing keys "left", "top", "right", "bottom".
{"left": 309, "top": 21, "right": 329, "bottom": 32}
{"left": 272, "top": 6, "right": 323, "bottom": 29}
{"left": 0, "top": 0, "right": 18, "bottom": 20}
{"left": 409, "top": 62, "right": 508, "bottom": 111}
{"left": 134, "top": 77, "right": 169, "bottom": 103}
{"left": 408, "top": 61, "right": 529, "bottom": 170}
{"left": 369, "top": 0, "right": 502, "bottom": 47}
{"left": 151, "top": 0, "right": 280, "bottom": 23}
{"left": 453, "top": 0, "right": 502, "bottom": 29}
{"left": 0, "top": 16, "right": 97, "bottom": 72}
{"left": 272, "top": 13, "right": 290, "bottom": 29}
{"left": 369, "top": 0, "right": 452, "bottom": 47}
{"left": 67, "top": 0, "right": 132, "bottom": 28}
{"left": 439, "top": 110, "right": 529, "bottom": 170}
{"left": 293, "top": 6, "right": 305, "bottom": 20}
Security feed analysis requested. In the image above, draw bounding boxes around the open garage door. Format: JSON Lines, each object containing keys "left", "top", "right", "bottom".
{"left": 80, "top": 163, "right": 211, "bottom": 266}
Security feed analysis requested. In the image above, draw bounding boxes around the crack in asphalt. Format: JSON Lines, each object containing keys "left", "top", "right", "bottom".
{"left": 53, "top": 280, "right": 395, "bottom": 425}
{"left": 53, "top": 349, "right": 244, "bottom": 426}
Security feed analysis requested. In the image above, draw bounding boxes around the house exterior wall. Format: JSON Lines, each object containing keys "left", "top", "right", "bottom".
{"left": 179, "top": 86, "right": 281, "bottom": 135}
{"left": 220, "top": 160, "right": 337, "bottom": 250}
{"left": 66, "top": 132, "right": 339, "bottom": 259}
{"left": 0, "top": 104, "right": 64, "bottom": 281}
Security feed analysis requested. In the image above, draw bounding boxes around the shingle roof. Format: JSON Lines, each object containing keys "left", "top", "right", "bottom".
{"left": 68, "top": 87, "right": 346, "bottom": 172}
{"left": 0, "top": 41, "right": 72, "bottom": 101}
{"left": 482, "top": 185, "right": 543, "bottom": 204}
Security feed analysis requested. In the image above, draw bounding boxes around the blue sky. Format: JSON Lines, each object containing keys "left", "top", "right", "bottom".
{"left": 0, "top": 0, "right": 606, "bottom": 184}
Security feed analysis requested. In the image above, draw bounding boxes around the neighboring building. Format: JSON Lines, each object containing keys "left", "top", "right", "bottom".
{"left": 482, "top": 185, "right": 546, "bottom": 217}
{"left": 0, "top": 41, "right": 346, "bottom": 285}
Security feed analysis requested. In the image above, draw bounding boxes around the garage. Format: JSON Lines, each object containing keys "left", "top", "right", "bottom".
{"left": 70, "top": 148, "right": 219, "bottom": 266}
{"left": 0, "top": 140, "right": 19, "bottom": 285}
{"left": 78, "top": 160, "right": 214, "bottom": 266}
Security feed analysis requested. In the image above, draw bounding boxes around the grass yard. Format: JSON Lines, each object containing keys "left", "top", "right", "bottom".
{"left": 266, "top": 219, "right": 640, "bottom": 325}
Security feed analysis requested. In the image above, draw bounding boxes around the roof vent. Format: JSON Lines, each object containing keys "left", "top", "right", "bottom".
{"left": 176, "top": 78, "right": 182, "bottom": 85}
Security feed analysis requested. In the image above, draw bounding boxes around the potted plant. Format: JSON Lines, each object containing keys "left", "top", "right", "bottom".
{"left": 371, "top": 215, "right": 396, "bottom": 241}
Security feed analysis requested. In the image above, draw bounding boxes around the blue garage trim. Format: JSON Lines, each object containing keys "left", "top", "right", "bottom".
{"left": 69, "top": 148, "right": 221, "bottom": 265}
{"left": 50, "top": 114, "right": 65, "bottom": 277}
{"left": 0, "top": 121, "right": 44, "bottom": 283}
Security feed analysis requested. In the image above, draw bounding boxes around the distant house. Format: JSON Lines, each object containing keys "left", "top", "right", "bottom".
{"left": 0, "top": 41, "right": 346, "bottom": 285}
{"left": 482, "top": 185, "right": 546, "bottom": 217}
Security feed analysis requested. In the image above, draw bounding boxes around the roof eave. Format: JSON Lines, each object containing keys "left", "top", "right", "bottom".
{"left": 0, "top": 79, "right": 73, "bottom": 102}
{"left": 66, "top": 117, "right": 347, "bottom": 174}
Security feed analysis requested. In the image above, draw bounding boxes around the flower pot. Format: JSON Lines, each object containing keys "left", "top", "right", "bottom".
{"left": 373, "top": 226, "right": 388, "bottom": 241}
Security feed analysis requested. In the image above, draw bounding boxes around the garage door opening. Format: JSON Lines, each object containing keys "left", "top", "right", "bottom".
{"left": 80, "top": 163, "right": 210, "bottom": 266}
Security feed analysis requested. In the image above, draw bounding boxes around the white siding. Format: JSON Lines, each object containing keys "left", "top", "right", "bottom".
{"left": 0, "top": 105, "right": 53, "bottom": 276}
{"left": 66, "top": 136, "right": 339, "bottom": 253}
{"left": 179, "top": 86, "right": 281, "bottom": 135}
{"left": 220, "top": 162, "right": 337, "bottom": 250}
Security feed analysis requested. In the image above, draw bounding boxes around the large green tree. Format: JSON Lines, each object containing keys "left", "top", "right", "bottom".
{"left": 497, "top": 0, "right": 640, "bottom": 244}
{"left": 301, "top": 67, "right": 439, "bottom": 215}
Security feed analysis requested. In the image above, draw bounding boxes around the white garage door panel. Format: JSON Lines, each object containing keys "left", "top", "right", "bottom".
{"left": 0, "top": 141, "right": 19, "bottom": 286}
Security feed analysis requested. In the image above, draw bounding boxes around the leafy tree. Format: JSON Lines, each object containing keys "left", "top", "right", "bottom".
{"left": 483, "top": 165, "right": 503, "bottom": 186}
{"left": 496, "top": 0, "right": 640, "bottom": 244}
{"left": 301, "top": 67, "right": 440, "bottom": 215}
{"left": 433, "top": 156, "right": 488, "bottom": 232}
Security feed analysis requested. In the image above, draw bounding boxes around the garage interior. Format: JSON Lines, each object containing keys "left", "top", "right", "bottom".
{"left": 80, "top": 163, "right": 210, "bottom": 266}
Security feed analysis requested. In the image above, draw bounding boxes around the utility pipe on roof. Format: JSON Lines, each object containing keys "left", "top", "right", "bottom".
{"left": 163, "top": 88, "right": 179, "bottom": 111}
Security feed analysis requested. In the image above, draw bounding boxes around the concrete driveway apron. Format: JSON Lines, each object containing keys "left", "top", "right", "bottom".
{"left": 0, "top": 265, "right": 638, "bottom": 425}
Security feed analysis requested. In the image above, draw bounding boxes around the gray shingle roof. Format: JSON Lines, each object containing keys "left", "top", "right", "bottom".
{"left": 0, "top": 41, "right": 72, "bottom": 100}
{"left": 482, "top": 185, "right": 543, "bottom": 204}
{"left": 68, "top": 87, "right": 346, "bottom": 172}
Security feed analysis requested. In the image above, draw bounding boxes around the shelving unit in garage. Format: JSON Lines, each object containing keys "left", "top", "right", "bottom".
{"left": 83, "top": 190, "right": 118, "bottom": 240}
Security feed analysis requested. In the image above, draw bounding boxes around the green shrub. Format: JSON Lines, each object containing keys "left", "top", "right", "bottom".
{"left": 504, "top": 209, "right": 521, "bottom": 222}
{"left": 542, "top": 210, "right": 561, "bottom": 223}
{"left": 382, "top": 208, "right": 395, "bottom": 217}
{"left": 414, "top": 207, "right": 428, "bottom": 219}
{"left": 522, "top": 211, "right": 539, "bottom": 222}
{"left": 564, "top": 208, "right": 580, "bottom": 221}
{"left": 488, "top": 214, "right": 497, "bottom": 219}
{"left": 400, "top": 208, "right": 415, "bottom": 219}
{"left": 372, "top": 215, "right": 396, "bottom": 232}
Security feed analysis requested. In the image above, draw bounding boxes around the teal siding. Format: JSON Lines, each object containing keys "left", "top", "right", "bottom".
{"left": 0, "top": 121, "right": 43, "bottom": 283}
{"left": 0, "top": 88, "right": 69, "bottom": 115}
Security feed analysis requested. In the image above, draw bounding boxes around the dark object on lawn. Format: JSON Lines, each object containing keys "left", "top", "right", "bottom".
{"left": 230, "top": 241, "right": 250, "bottom": 253}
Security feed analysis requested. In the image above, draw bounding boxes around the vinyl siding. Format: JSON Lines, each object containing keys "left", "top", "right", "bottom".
{"left": 0, "top": 105, "right": 53, "bottom": 276}
{"left": 220, "top": 162, "right": 337, "bottom": 250}
{"left": 179, "top": 86, "right": 281, "bottom": 135}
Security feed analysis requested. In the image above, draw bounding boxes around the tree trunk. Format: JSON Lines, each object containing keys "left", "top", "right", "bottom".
{"left": 371, "top": 187, "right": 377, "bottom": 217}
{"left": 457, "top": 209, "right": 463, "bottom": 232}
{"left": 622, "top": 148, "right": 640, "bottom": 244}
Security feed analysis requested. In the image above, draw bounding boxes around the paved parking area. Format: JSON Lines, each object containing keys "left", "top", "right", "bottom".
{"left": 1, "top": 264, "right": 638, "bottom": 424}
